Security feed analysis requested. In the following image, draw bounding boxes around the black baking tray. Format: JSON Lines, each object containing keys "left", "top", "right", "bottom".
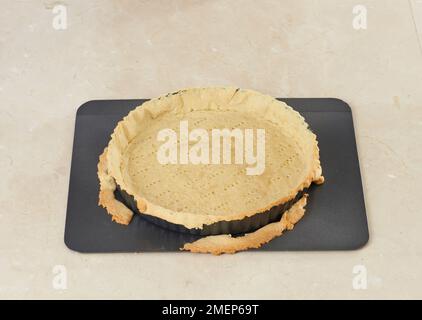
{"left": 65, "top": 98, "right": 369, "bottom": 252}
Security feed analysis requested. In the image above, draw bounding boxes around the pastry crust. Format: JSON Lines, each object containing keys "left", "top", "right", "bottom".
{"left": 99, "top": 87, "right": 324, "bottom": 229}
{"left": 181, "top": 195, "right": 308, "bottom": 255}
{"left": 97, "top": 148, "right": 133, "bottom": 225}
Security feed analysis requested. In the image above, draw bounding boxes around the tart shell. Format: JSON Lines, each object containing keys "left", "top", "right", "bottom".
{"left": 98, "top": 87, "right": 324, "bottom": 230}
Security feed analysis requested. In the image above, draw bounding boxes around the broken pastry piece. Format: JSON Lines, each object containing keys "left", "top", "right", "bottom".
{"left": 97, "top": 147, "right": 133, "bottom": 225}
{"left": 181, "top": 195, "right": 308, "bottom": 255}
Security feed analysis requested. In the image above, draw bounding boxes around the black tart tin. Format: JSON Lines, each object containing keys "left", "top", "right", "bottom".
{"left": 117, "top": 186, "right": 307, "bottom": 236}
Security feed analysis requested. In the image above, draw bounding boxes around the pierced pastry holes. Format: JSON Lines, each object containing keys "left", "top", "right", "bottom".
{"left": 157, "top": 120, "right": 266, "bottom": 176}
{"left": 121, "top": 110, "right": 312, "bottom": 215}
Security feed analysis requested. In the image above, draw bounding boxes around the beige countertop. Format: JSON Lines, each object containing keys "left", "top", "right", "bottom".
{"left": 1, "top": 0, "right": 422, "bottom": 299}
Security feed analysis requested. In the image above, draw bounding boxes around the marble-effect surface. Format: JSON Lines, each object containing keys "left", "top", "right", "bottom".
{"left": 0, "top": 0, "right": 421, "bottom": 299}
